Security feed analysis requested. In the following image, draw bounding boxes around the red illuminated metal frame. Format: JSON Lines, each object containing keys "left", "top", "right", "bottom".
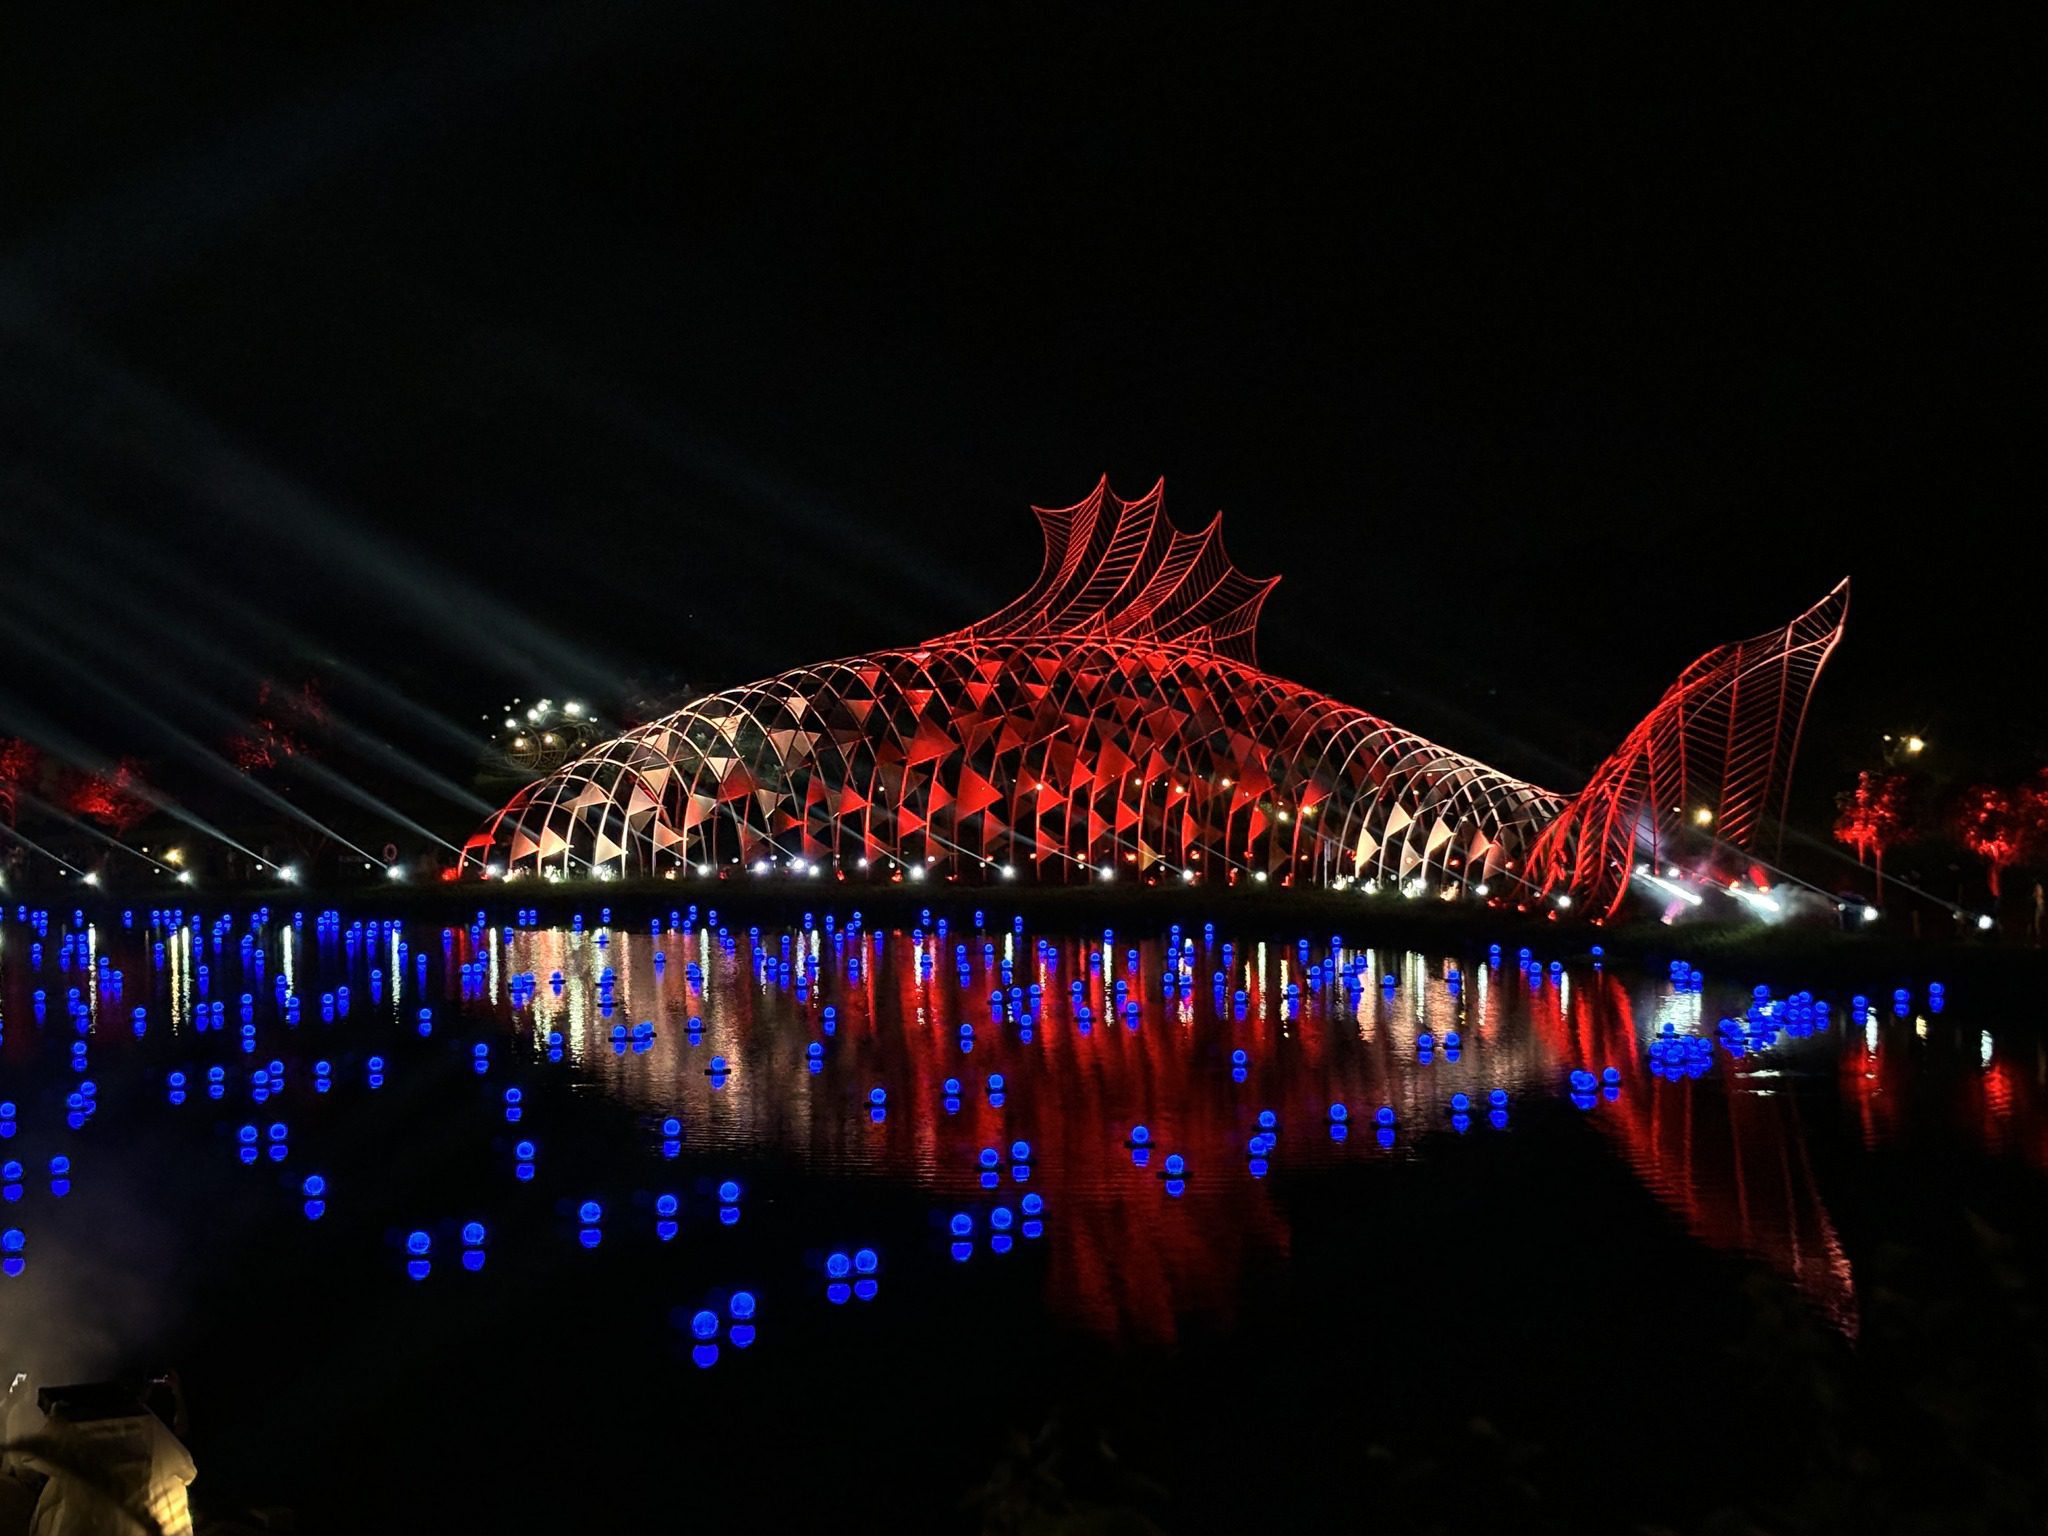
{"left": 465, "top": 479, "right": 1847, "bottom": 915}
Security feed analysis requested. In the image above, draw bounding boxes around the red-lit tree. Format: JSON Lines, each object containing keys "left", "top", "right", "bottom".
{"left": 227, "top": 679, "right": 327, "bottom": 772}
{"left": 0, "top": 737, "right": 42, "bottom": 828}
{"left": 63, "top": 758, "right": 153, "bottom": 836}
{"left": 1834, "top": 770, "right": 1909, "bottom": 901}
{"left": 1954, "top": 782, "right": 2033, "bottom": 900}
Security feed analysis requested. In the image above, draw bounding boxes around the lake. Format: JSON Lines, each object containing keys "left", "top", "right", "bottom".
{"left": 2, "top": 897, "right": 2042, "bottom": 1532}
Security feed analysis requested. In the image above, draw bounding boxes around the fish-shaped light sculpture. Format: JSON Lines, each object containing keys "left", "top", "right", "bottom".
{"left": 465, "top": 479, "right": 1847, "bottom": 915}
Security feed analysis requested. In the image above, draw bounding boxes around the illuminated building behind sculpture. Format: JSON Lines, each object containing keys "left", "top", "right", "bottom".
{"left": 465, "top": 479, "right": 1847, "bottom": 915}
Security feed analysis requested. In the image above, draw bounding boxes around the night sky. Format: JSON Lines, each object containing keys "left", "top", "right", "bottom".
{"left": 1, "top": 3, "right": 2035, "bottom": 834}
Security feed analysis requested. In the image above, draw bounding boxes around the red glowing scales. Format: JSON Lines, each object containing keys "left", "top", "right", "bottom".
{"left": 464, "top": 479, "right": 1847, "bottom": 916}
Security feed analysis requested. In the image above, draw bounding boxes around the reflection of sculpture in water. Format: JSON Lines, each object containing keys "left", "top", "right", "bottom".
{"left": 503, "top": 924, "right": 1869, "bottom": 1344}
{"left": 1526, "top": 973, "right": 1858, "bottom": 1332}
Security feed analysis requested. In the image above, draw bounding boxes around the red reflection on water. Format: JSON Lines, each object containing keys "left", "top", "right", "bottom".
{"left": 1523, "top": 971, "right": 1856, "bottom": 1331}
{"left": 503, "top": 926, "right": 1876, "bottom": 1338}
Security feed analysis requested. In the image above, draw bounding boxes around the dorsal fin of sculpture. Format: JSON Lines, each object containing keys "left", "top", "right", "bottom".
{"left": 932, "top": 477, "right": 1279, "bottom": 664}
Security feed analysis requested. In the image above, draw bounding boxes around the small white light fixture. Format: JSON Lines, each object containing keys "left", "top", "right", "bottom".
{"left": 1862, "top": 904, "right": 1880, "bottom": 922}
{"left": 1976, "top": 913, "right": 1994, "bottom": 931}
{"left": 1556, "top": 893, "right": 1573, "bottom": 910}
{"left": 83, "top": 871, "right": 100, "bottom": 887}
{"left": 278, "top": 864, "right": 299, "bottom": 884}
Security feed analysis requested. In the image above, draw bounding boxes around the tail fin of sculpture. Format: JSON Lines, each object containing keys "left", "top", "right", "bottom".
{"left": 1528, "top": 580, "right": 1849, "bottom": 916}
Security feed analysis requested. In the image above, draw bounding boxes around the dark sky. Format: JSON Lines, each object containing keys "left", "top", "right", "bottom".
{"left": 0, "top": 2, "right": 2036, "bottom": 835}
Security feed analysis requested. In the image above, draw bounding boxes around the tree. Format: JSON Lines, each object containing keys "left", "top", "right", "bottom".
{"left": 0, "top": 737, "right": 40, "bottom": 828}
{"left": 63, "top": 759, "right": 153, "bottom": 837}
{"left": 1834, "top": 771, "right": 1909, "bottom": 901}
{"left": 1954, "top": 779, "right": 2048, "bottom": 901}
{"left": 227, "top": 679, "right": 326, "bottom": 772}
